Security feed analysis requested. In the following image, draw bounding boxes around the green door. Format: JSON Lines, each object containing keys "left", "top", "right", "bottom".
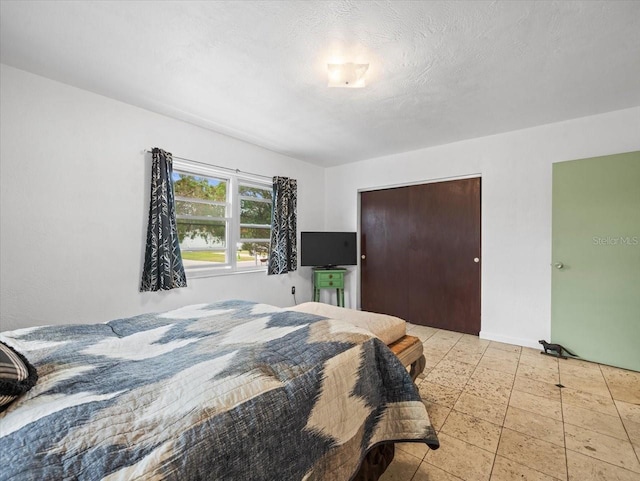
{"left": 552, "top": 151, "right": 640, "bottom": 371}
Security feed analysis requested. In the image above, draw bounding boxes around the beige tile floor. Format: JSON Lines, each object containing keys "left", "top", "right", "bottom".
{"left": 381, "top": 323, "right": 640, "bottom": 481}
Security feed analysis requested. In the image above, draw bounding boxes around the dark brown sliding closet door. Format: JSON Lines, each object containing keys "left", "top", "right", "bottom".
{"left": 360, "top": 178, "right": 481, "bottom": 335}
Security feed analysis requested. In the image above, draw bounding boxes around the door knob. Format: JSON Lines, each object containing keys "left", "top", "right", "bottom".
{"left": 554, "top": 262, "right": 564, "bottom": 270}
{"left": 361, "top": 255, "right": 366, "bottom": 259}
{"left": 474, "top": 257, "right": 480, "bottom": 263}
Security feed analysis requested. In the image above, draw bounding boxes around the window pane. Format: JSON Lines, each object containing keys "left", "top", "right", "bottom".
{"left": 176, "top": 200, "right": 226, "bottom": 218}
{"left": 178, "top": 217, "right": 227, "bottom": 266}
{"left": 240, "top": 227, "right": 271, "bottom": 240}
{"left": 177, "top": 219, "right": 226, "bottom": 249}
{"left": 180, "top": 250, "right": 228, "bottom": 265}
{"left": 240, "top": 199, "right": 272, "bottom": 225}
{"left": 173, "top": 172, "right": 227, "bottom": 202}
{"left": 237, "top": 241, "right": 270, "bottom": 268}
{"left": 239, "top": 185, "right": 272, "bottom": 201}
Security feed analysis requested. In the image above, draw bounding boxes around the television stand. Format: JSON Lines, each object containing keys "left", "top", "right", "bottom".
{"left": 313, "top": 267, "right": 346, "bottom": 307}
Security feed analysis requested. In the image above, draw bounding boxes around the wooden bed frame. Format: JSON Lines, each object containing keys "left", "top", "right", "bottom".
{"left": 388, "top": 334, "right": 426, "bottom": 382}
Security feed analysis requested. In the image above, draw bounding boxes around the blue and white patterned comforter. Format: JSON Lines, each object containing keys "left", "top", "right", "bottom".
{"left": 0, "top": 300, "right": 438, "bottom": 480}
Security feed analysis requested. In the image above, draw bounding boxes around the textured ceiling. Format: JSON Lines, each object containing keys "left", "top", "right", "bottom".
{"left": 1, "top": 1, "right": 639, "bottom": 166}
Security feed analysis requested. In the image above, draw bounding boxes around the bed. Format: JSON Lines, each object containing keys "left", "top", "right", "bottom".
{"left": 288, "top": 302, "right": 426, "bottom": 382}
{"left": 0, "top": 300, "right": 438, "bottom": 480}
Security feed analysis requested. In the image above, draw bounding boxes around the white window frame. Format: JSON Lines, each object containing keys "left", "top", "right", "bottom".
{"left": 172, "top": 158, "right": 272, "bottom": 277}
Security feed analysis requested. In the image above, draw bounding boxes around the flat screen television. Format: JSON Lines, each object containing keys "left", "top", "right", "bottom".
{"left": 300, "top": 232, "right": 357, "bottom": 267}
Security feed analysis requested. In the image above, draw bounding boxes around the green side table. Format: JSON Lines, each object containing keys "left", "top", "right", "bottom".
{"left": 313, "top": 268, "right": 346, "bottom": 307}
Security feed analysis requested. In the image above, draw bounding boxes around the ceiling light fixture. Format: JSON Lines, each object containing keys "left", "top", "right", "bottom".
{"left": 327, "top": 63, "right": 369, "bottom": 88}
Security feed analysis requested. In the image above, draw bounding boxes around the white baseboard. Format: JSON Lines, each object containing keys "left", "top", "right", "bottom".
{"left": 479, "top": 331, "right": 541, "bottom": 350}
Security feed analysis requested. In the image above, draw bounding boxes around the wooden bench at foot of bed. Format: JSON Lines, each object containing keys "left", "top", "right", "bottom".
{"left": 388, "top": 335, "right": 426, "bottom": 382}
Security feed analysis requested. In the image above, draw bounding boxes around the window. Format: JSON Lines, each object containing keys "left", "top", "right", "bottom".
{"left": 171, "top": 159, "right": 272, "bottom": 275}
{"left": 238, "top": 182, "right": 272, "bottom": 267}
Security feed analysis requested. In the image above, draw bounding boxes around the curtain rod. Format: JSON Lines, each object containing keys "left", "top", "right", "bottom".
{"left": 143, "top": 149, "right": 273, "bottom": 181}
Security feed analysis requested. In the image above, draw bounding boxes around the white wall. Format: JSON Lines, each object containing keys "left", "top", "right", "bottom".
{"left": 2, "top": 62, "right": 639, "bottom": 347}
{"left": 324, "top": 107, "right": 640, "bottom": 348}
{"left": 0, "top": 65, "right": 324, "bottom": 331}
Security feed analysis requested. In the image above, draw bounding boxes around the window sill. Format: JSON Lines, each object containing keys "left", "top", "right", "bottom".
{"left": 185, "top": 267, "right": 267, "bottom": 280}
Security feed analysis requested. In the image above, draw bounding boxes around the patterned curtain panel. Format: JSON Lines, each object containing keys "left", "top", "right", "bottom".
{"left": 140, "top": 148, "right": 187, "bottom": 291}
{"left": 268, "top": 177, "right": 297, "bottom": 275}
